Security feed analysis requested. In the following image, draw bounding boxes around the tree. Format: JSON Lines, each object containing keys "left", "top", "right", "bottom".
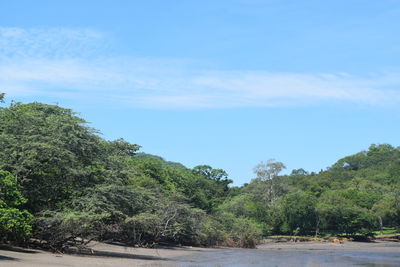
{"left": 372, "top": 197, "right": 398, "bottom": 233}
{"left": 253, "top": 159, "right": 286, "bottom": 204}
{"left": 316, "top": 191, "right": 377, "bottom": 235}
{"left": 109, "top": 138, "right": 141, "bottom": 156}
{"left": 0, "top": 102, "right": 106, "bottom": 212}
{"left": 331, "top": 144, "right": 399, "bottom": 171}
{"left": 218, "top": 194, "right": 266, "bottom": 221}
{"left": 291, "top": 168, "right": 309, "bottom": 176}
{"left": 253, "top": 159, "right": 286, "bottom": 182}
{"left": 193, "top": 165, "right": 228, "bottom": 181}
{"left": 192, "top": 165, "right": 233, "bottom": 200}
{"left": 280, "top": 192, "right": 317, "bottom": 235}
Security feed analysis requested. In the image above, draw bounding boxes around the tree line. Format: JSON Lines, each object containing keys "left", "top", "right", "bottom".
{"left": 0, "top": 94, "right": 399, "bottom": 249}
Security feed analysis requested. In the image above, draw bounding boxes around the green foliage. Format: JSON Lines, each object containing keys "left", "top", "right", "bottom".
{"left": 213, "top": 212, "right": 262, "bottom": 248}
{"left": 123, "top": 213, "right": 162, "bottom": 246}
{"left": 0, "top": 100, "right": 245, "bottom": 248}
{"left": 316, "top": 191, "right": 377, "bottom": 235}
{"left": 34, "top": 183, "right": 158, "bottom": 248}
{"left": 0, "top": 208, "right": 33, "bottom": 242}
{"left": 128, "top": 155, "right": 232, "bottom": 212}
{"left": 192, "top": 165, "right": 233, "bottom": 206}
{"left": 331, "top": 144, "right": 399, "bottom": 171}
{"left": 1, "top": 97, "right": 400, "bottom": 248}
{"left": 35, "top": 209, "right": 109, "bottom": 250}
{"left": 70, "top": 184, "right": 156, "bottom": 222}
{"left": 372, "top": 196, "right": 398, "bottom": 227}
{"left": 0, "top": 103, "right": 106, "bottom": 212}
{"left": 0, "top": 171, "right": 33, "bottom": 242}
{"left": 197, "top": 216, "right": 227, "bottom": 246}
{"left": 233, "top": 145, "right": 400, "bottom": 237}
{"left": 33, "top": 182, "right": 211, "bottom": 249}
{"left": 0, "top": 170, "right": 26, "bottom": 207}
{"left": 218, "top": 194, "right": 266, "bottom": 222}
{"left": 280, "top": 192, "right": 317, "bottom": 235}
{"left": 246, "top": 160, "right": 289, "bottom": 206}
{"left": 228, "top": 216, "right": 263, "bottom": 248}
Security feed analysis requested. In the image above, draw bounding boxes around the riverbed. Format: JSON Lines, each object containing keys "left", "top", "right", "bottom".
{"left": 0, "top": 241, "right": 399, "bottom": 266}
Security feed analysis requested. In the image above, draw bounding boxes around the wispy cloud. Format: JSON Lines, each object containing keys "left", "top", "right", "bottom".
{"left": 1, "top": 27, "right": 399, "bottom": 108}
{"left": 0, "top": 27, "right": 106, "bottom": 58}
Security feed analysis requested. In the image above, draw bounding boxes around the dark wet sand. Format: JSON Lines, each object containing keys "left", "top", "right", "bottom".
{"left": 0, "top": 241, "right": 399, "bottom": 266}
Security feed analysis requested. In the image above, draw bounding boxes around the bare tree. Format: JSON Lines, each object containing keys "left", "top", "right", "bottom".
{"left": 253, "top": 159, "right": 286, "bottom": 205}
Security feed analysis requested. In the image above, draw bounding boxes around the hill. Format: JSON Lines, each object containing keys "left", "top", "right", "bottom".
{"left": 0, "top": 97, "right": 399, "bottom": 249}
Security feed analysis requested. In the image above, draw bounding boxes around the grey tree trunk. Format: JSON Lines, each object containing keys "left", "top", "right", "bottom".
{"left": 378, "top": 216, "right": 383, "bottom": 235}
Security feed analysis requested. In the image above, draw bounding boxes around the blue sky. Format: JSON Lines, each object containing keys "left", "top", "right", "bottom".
{"left": 1, "top": 0, "right": 400, "bottom": 185}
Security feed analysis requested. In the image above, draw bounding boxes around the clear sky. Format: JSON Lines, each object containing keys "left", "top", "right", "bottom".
{"left": 1, "top": 0, "right": 400, "bottom": 185}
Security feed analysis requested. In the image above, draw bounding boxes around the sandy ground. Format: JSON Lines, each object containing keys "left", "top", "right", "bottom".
{"left": 0, "top": 241, "right": 399, "bottom": 267}
{"left": 0, "top": 242, "right": 213, "bottom": 267}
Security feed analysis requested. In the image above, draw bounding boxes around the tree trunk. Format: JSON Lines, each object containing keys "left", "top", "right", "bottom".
{"left": 315, "top": 216, "right": 320, "bottom": 238}
{"left": 378, "top": 216, "right": 383, "bottom": 235}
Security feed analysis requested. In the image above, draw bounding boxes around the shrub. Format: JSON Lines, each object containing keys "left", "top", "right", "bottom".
{"left": 0, "top": 171, "right": 33, "bottom": 243}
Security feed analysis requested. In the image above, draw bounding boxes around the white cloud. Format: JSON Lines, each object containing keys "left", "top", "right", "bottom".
{"left": 1, "top": 27, "right": 399, "bottom": 109}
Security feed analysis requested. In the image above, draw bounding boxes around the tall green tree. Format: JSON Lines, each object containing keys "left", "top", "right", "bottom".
{"left": 0, "top": 102, "right": 106, "bottom": 212}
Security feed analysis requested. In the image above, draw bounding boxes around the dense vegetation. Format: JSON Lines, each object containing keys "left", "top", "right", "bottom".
{"left": 0, "top": 94, "right": 399, "bottom": 249}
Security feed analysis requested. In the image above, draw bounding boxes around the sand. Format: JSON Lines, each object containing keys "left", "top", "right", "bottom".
{"left": 0, "top": 242, "right": 213, "bottom": 267}
{"left": 0, "top": 241, "right": 399, "bottom": 266}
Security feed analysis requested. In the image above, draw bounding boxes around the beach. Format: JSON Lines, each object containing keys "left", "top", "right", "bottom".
{"left": 1, "top": 240, "right": 399, "bottom": 267}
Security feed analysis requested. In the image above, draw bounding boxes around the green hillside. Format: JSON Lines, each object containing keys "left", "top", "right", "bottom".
{"left": 0, "top": 96, "right": 399, "bottom": 249}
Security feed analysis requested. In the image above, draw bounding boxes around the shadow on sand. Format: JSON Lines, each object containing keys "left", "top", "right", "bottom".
{"left": 0, "top": 245, "right": 38, "bottom": 254}
{"left": 0, "top": 245, "right": 35, "bottom": 262}
{"left": 66, "top": 248, "right": 169, "bottom": 261}
{"left": 0, "top": 255, "right": 20, "bottom": 261}
{"left": 103, "top": 241, "right": 208, "bottom": 252}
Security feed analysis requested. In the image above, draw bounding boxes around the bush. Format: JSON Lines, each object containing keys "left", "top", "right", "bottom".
{"left": 197, "top": 216, "right": 227, "bottom": 246}
{"left": 227, "top": 216, "right": 263, "bottom": 248}
{"left": 213, "top": 212, "right": 262, "bottom": 248}
{"left": 34, "top": 210, "right": 107, "bottom": 251}
{"left": 0, "top": 207, "right": 33, "bottom": 243}
{"left": 0, "top": 171, "right": 33, "bottom": 243}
